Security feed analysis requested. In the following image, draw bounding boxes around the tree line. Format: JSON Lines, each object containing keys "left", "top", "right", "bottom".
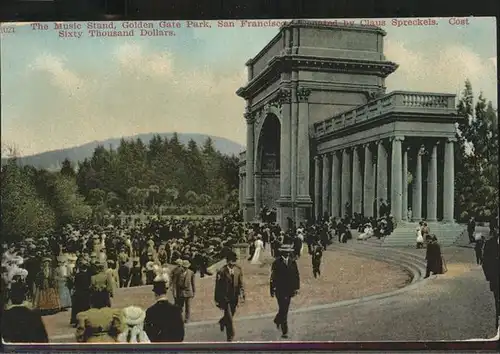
{"left": 454, "top": 79, "right": 498, "bottom": 221}
{"left": 1, "top": 134, "right": 240, "bottom": 243}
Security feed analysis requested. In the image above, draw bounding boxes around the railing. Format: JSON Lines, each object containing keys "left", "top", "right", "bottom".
{"left": 314, "top": 91, "right": 456, "bottom": 137}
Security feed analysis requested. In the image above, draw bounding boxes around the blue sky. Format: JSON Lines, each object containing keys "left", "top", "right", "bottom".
{"left": 1, "top": 17, "right": 497, "bottom": 156}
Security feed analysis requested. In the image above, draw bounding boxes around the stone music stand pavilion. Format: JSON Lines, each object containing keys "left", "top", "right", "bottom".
{"left": 236, "top": 20, "right": 464, "bottom": 245}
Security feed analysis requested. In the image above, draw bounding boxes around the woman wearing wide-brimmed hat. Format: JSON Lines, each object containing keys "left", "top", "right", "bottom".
{"left": 33, "top": 257, "right": 61, "bottom": 314}
{"left": 117, "top": 306, "right": 150, "bottom": 343}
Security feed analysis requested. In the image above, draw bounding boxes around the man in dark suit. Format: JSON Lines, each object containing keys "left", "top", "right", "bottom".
{"left": 482, "top": 228, "right": 499, "bottom": 329}
{"left": 214, "top": 251, "right": 245, "bottom": 342}
{"left": 270, "top": 244, "right": 300, "bottom": 339}
{"left": 144, "top": 273, "right": 185, "bottom": 342}
{"left": 468, "top": 216, "right": 476, "bottom": 243}
{"left": 312, "top": 242, "right": 323, "bottom": 278}
{"left": 2, "top": 281, "right": 49, "bottom": 343}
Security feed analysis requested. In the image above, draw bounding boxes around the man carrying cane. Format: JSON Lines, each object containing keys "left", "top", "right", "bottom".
{"left": 214, "top": 251, "right": 245, "bottom": 342}
{"left": 270, "top": 244, "right": 300, "bottom": 339}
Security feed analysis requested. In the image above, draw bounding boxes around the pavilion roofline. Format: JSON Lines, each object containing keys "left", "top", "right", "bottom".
{"left": 314, "top": 90, "right": 460, "bottom": 139}
{"left": 244, "top": 19, "right": 386, "bottom": 67}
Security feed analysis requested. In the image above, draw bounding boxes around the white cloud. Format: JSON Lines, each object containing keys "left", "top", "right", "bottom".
{"left": 29, "top": 54, "right": 86, "bottom": 96}
{"left": 7, "top": 44, "right": 248, "bottom": 156}
{"left": 385, "top": 40, "right": 497, "bottom": 106}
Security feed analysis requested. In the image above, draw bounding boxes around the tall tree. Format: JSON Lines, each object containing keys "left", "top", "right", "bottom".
{"left": 60, "top": 158, "right": 75, "bottom": 178}
{"left": 1, "top": 160, "right": 56, "bottom": 242}
{"left": 454, "top": 80, "right": 498, "bottom": 220}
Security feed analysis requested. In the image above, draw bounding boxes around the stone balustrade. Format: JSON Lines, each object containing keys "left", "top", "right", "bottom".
{"left": 314, "top": 91, "right": 456, "bottom": 137}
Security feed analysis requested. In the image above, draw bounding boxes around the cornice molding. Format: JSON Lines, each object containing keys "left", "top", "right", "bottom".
{"left": 237, "top": 55, "right": 399, "bottom": 100}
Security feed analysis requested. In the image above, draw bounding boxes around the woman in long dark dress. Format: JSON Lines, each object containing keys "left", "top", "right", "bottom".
{"left": 424, "top": 235, "right": 444, "bottom": 278}
{"left": 70, "top": 259, "right": 92, "bottom": 326}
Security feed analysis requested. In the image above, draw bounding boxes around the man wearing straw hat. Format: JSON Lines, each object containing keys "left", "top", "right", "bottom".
{"left": 172, "top": 259, "right": 195, "bottom": 323}
{"left": 270, "top": 243, "right": 300, "bottom": 339}
{"left": 170, "top": 258, "right": 184, "bottom": 303}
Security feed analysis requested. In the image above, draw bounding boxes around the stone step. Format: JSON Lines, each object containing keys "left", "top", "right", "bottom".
{"left": 349, "top": 223, "right": 466, "bottom": 247}
{"left": 382, "top": 223, "right": 466, "bottom": 247}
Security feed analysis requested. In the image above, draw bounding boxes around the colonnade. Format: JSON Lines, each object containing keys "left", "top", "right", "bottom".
{"left": 313, "top": 136, "right": 456, "bottom": 223}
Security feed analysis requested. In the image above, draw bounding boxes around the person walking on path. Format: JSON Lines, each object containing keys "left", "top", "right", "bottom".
{"left": 424, "top": 235, "right": 444, "bottom": 278}
{"left": 170, "top": 258, "right": 183, "bottom": 303}
{"left": 270, "top": 244, "right": 300, "bottom": 339}
{"left": 481, "top": 227, "right": 499, "bottom": 330}
{"left": 214, "top": 251, "right": 245, "bottom": 342}
{"left": 70, "top": 258, "right": 92, "bottom": 326}
{"left": 90, "top": 260, "right": 114, "bottom": 308}
{"left": 416, "top": 221, "right": 424, "bottom": 249}
{"left": 173, "top": 260, "right": 195, "bottom": 323}
{"left": 144, "top": 272, "right": 185, "bottom": 342}
{"left": 468, "top": 216, "right": 476, "bottom": 244}
{"left": 311, "top": 242, "right": 323, "bottom": 278}
{"left": 474, "top": 233, "right": 485, "bottom": 265}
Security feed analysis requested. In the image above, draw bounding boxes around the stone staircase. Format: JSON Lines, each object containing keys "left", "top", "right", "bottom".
{"left": 355, "top": 222, "right": 466, "bottom": 248}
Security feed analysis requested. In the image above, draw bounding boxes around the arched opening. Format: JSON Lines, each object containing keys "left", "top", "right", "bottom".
{"left": 256, "top": 114, "right": 281, "bottom": 215}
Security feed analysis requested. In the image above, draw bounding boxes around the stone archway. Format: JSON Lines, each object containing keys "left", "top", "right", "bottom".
{"left": 255, "top": 113, "right": 281, "bottom": 214}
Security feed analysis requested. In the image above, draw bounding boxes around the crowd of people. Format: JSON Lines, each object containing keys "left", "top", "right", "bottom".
{"left": 1, "top": 205, "right": 498, "bottom": 343}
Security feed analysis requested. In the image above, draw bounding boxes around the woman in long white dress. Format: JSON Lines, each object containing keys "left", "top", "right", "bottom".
{"left": 297, "top": 230, "right": 306, "bottom": 256}
{"left": 250, "top": 235, "right": 264, "bottom": 265}
{"left": 416, "top": 224, "right": 424, "bottom": 249}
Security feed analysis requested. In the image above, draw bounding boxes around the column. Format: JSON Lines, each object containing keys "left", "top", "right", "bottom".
{"left": 331, "top": 152, "right": 341, "bottom": 217}
{"left": 427, "top": 142, "right": 438, "bottom": 221}
{"left": 390, "top": 136, "right": 404, "bottom": 222}
{"left": 402, "top": 147, "right": 409, "bottom": 221}
{"left": 443, "top": 138, "right": 456, "bottom": 222}
{"left": 322, "top": 154, "right": 330, "bottom": 217}
{"left": 314, "top": 156, "right": 321, "bottom": 221}
{"left": 412, "top": 146, "right": 424, "bottom": 221}
{"left": 239, "top": 174, "right": 243, "bottom": 209}
{"left": 352, "top": 146, "right": 362, "bottom": 215}
{"left": 341, "top": 148, "right": 351, "bottom": 217}
{"left": 291, "top": 78, "right": 298, "bottom": 219}
{"left": 376, "top": 140, "right": 388, "bottom": 204}
{"left": 242, "top": 174, "right": 246, "bottom": 202}
{"left": 363, "top": 143, "right": 374, "bottom": 217}
{"left": 244, "top": 111, "right": 255, "bottom": 221}
{"left": 277, "top": 88, "right": 293, "bottom": 228}
{"left": 296, "top": 87, "right": 313, "bottom": 224}
{"left": 254, "top": 173, "right": 261, "bottom": 216}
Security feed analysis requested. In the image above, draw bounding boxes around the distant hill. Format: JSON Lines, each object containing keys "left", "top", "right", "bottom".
{"left": 2, "top": 133, "right": 245, "bottom": 171}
